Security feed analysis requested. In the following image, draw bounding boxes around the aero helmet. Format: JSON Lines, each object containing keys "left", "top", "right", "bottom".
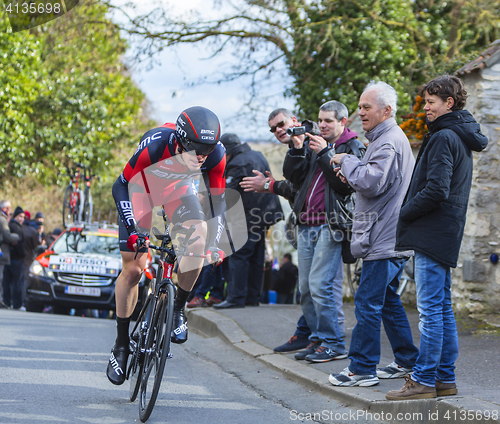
{"left": 175, "top": 106, "right": 221, "bottom": 156}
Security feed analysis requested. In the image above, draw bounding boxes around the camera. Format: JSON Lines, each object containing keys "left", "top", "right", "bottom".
{"left": 286, "top": 126, "right": 306, "bottom": 136}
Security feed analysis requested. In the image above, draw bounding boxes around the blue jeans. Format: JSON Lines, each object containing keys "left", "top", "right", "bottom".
{"left": 2, "top": 260, "right": 25, "bottom": 309}
{"left": 226, "top": 229, "right": 266, "bottom": 306}
{"left": 193, "top": 264, "right": 224, "bottom": 300}
{"left": 332, "top": 261, "right": 345, "bottom": 337}
{"left": 349, "top": 258, "right": 419, "bottom": 375}
{"left": 297, "top": 224, "right": 345, "bottom": 353}
{"left": 411, "top": 252, "right": 458, "bottom": 387}
{"left": 293, "top": 314, "right": 311, "bottom": 339}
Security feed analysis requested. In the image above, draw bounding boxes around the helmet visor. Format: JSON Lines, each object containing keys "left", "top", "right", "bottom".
{"left": 177, "top": 135, "right": 216, "bottom": 156}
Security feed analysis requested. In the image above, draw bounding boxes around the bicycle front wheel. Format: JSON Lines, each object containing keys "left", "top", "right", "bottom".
{"left": 62, "top": 185, "right": 73, "bottom": 227}
{"left": 139, "top": 281, "right": 175, "bottom": 422}
{"left": 129, "top": 295, "right": 153, "bottom": 402}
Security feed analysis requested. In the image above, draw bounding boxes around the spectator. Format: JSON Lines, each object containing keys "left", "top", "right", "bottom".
{"left": 33, "top": 211, "right": 45, "bottom": 243}
{"left": 45, "top": 228, "right": 62, "bottom": 248}
{"left": 22, "top": 210, "right": 41, "bottom": 305}
{"left": 329, "top": 81, "right": 419, "bottom": 387}
{"left": 0, "top": 200, "right": 20, "bottom": 308}
{"left": 186, "top": 263, "right": 224, "bottom": 308}
{"left": 241, "top": 108, "right": 313, "bottom": 353}
{"left": 214, "top": 133, "right": 283, "bottom": 309}
{"left": 2, "top": 206, "right": 26, "bottom": 310}
{"left": 261, "top": 251, "right": 274, "bottom": 304}
{"left": 283, "top": 100, "right": 365, "bottom": 363}
{"left": 386, "top": 75, "right": 488, "bottom": 400}
{"left": 273, "top": 253, "right": 298, "bottom": 304}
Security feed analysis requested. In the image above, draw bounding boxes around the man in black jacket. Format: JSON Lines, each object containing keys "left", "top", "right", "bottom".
{"left": 214, "top": 133, "right": 283, "bottom": 309}
{"left": 22, "top": 212, "right": 41, "bottom": 305}
{"left": 387, "top": 75, "right": 488, "bottom": 400}
{"left": 0, "top": 200, "right": 20, "bottom": 308}
{"left": 241, "top": 108, "right": 315, "bottom": 352}
{"left": 2, "top": 206, "right": 26, "bottom": 310}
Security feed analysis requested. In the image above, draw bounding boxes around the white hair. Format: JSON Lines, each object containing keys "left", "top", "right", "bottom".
{"left": 0, "top": 200, "right": 11, "bottom": 209}
{"left": 363, "top": 81, "right": 398, "bottom": 117}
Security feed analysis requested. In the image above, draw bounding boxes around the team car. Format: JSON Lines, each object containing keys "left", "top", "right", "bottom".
{"left": 25, "top": 224, "right": 154, "bottom": 316}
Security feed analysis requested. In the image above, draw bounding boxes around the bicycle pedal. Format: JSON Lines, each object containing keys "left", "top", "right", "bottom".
{"left": 167, "top": 352, "right": 173, "bottom": 359}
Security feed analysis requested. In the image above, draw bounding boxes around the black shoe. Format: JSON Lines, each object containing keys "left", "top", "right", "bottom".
{"left": 245, "top": 301, "right": 260, "bottom": 306}
{"left": 294, "top": 341, "right": 321, "bottom": 360}
{"left": 106, "top": 344, "right": 129, "bottom": 385}
{"left": 213, "top": 300, "right": 245, "bottom": 309}
{"left": 171, "top": 308, "right": 188, "bottom": 344}
{"left": 273, "top": 335, "right": 311, "bottom": 353}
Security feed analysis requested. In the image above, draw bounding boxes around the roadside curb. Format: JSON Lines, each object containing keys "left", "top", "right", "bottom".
{"left": 188, "top": 308, "right": 500, "bottom": 424}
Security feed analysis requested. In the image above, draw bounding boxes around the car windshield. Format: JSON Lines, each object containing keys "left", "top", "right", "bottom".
{"left": 52, "top": 231, "right": 121, "bottom": 258}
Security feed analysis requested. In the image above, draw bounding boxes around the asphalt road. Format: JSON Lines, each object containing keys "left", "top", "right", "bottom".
{"left": 0, "top": 309, "right": 389, "bottom": 424}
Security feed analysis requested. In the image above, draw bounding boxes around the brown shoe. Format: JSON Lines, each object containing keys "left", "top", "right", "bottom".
{"left": 386, "top": 376, "right": 437, "bottom": 401}
{"left": 186, "top": 296, "right": 206, "bottom": 308}
{"left": 436, "top": 380, "right": 457, "bottom": 396}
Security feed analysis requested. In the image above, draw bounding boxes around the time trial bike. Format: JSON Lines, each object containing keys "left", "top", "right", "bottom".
{"left": 127, "top": 210, "right": 218, "bottom": 422}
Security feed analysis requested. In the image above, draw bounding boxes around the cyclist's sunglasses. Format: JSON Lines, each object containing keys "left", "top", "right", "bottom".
{"left": 177, "top": 135, "right": 216, "bottom": 156}
{"left": 270, "top": 119, "right": 288, "bottom": 133}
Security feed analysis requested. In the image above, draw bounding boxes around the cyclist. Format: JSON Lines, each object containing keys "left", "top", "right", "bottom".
{"left": 107, "top": 106, "right": 226, "bottom": 385}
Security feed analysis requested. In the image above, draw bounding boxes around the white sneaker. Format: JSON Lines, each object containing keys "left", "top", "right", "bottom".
{"left": 329, "top": 367, "right": 379, "bottom": 387}
{"left": 377, "top": 361, "right": 413, "bottom": 379}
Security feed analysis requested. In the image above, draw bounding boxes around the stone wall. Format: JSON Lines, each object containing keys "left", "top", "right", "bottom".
{"left": 453, "top": 65, "right": 500, "bottom": 314}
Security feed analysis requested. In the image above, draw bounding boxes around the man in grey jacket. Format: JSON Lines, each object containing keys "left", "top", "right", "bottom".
{"left": 328, "top": 81, "right": 419, "bottom": 387}
{"left": 0, "top": 200, "right": 20, "bottom": 307}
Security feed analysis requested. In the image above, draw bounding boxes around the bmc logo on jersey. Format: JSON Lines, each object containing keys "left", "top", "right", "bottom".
{"left": 134, "top": 131, "right": 162, "bottom": 155}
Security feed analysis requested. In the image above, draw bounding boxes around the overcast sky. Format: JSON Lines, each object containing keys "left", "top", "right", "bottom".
{"left": 109, "top": 0, "right": 295, "bottom": 141}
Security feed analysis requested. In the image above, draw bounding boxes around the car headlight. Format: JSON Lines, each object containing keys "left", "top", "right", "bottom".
{"left": 29, "top": 261, "right": 54, "bottom": 278}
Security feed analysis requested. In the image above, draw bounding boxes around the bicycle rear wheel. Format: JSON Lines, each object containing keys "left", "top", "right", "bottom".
{"left": 128, "top": 295, "right": 153, "bottom": 402}
{"left": 138, "top": 281, "right": 175, "bottom": 422}
{"left": 62, "top": 185, "right": 73, "bottom": 227}
{"left": 83, "top": 187, "right": 92, "bottom": 223}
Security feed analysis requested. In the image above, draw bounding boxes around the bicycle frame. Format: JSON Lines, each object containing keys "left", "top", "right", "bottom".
{"left": 128, "top": 221, "right": 177, "bottom": 349}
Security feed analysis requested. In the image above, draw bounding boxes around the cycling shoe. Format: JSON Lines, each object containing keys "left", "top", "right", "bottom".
{"left": 171, "top": 308, "right": 188, "bottom": 344}
{"left": 106, "top": 344, "right": 129, "bottom": 385}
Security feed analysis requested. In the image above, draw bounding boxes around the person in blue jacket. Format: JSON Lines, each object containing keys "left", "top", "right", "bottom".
{"left": 388, "top": 75, "right": 489, "bottom": 400}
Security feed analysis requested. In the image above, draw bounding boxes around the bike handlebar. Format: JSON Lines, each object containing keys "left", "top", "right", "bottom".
{"left": 137, "top": 223, "right": 221, "bottom": 261}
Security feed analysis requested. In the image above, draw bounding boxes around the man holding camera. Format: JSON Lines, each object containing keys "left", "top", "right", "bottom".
{"left": 282, "top": 100, "right": 365, "bottom": 362}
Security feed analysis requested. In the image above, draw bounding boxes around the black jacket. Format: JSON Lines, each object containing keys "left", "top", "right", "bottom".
{"left": 8, "top": 220, "right": 25, "bottom": 261}
{"left": 22, "top": 221, "right": 40, "bottom": 265}
{"left": 225, "top": 143, "right": 283, "bottom": 237}
{"left": 396, "top": 110, "right": 488, "bottom": 268}
{"left": 273, "top": 260, "right": 298, "bottom": 294}
{"left": 283, "top": 133, "right": 366, "bottom": 233}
